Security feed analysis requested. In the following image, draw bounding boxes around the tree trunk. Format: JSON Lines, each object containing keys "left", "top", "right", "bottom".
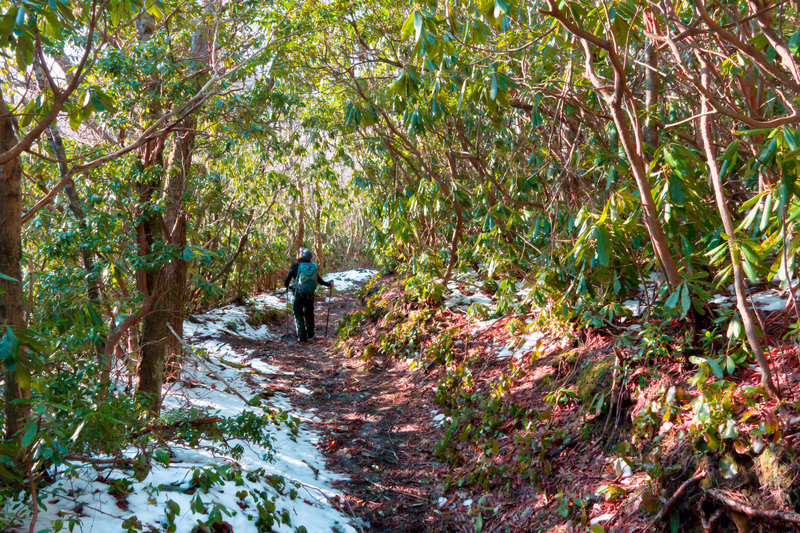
{"left": 163, "top": 0, "right": 212, "bottom": 369}
{"left": 135, "top": 144, "right": 168, "bottom": 414}
{"left": 0, "top": 89, "right": 29, "bottom": 439}
{"left": 643, "top": 9, "right": 660, "bottom": 155}
{"left": 583, "top": 38, "right": 681, "bottom": 288}
{"left": 135, "top": 3, "right": 213, "bottom": 405}
{"left": 294, "top": 204, "right": 305, "bottom": 253}
{"left": 132, "top": 10, "right": 170, "bottom": 415}
{"left": 163, "top": 117, "right": 196, "bottom": 376}
{"left": 313, "top": 201, "right": 324, "bottom": 269}
{"left": 445, "top": 151, "right": 464, "bottom": 283}
{"left": 699, "top": 60, "right": 778, "bottom": 396}
{"left": 606, "top": 100, "right": 681, "bottom": 288}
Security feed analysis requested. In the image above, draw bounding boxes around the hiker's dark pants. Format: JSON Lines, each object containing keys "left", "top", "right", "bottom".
{"left": 293, "top": 293, "right": 315, "bottom": 341}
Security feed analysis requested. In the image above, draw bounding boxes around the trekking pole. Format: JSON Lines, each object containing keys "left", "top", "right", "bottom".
{"left": 285, "top": 288, "right": 290, "bottom": 338}
{"left": 325, "top": 284, "right": 332, "bottom": 337}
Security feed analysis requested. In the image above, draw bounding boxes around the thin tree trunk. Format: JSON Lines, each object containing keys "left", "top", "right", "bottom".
{"left": 313, "top": 200, "right": 324, "bottom": 269}
{"left": 698, "top": 59, "right": 778, "bottom": 396}
{"left": 606, "top": 100, "right": 681, "bottom": 287}
{"left": 591, "top": 47, "right": 677, "bottom": 284}
{"left": 445, "top": 151, "right": 464, "bottom": 283}
{"left": 294, "top": 196, "right": 305, "bottom": 253}
{"left": 643, "top": 9, "right": 660, "bottom": 154}
{"left": 0, "top": 89, "right": 29, "bottom": 439}
{"left": 545, "top": 3, "right": 682, "bottom": 289}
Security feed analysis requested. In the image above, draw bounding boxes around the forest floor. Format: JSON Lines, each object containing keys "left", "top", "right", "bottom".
{"left": 247, "top": 293, "right": 454, "bottom": 532}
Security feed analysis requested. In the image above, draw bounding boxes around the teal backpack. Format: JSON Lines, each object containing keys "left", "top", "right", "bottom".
{"left": 295, "top": 262, "right": 318, "bottom": 296}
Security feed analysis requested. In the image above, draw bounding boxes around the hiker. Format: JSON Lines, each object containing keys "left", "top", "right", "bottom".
{"left": 284, "top": 247, "right": 333, "bottom": 343}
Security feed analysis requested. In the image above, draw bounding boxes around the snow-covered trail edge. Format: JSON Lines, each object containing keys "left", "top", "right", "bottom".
{"left": 18, "top": 269, "right": 377, "bottom": 533}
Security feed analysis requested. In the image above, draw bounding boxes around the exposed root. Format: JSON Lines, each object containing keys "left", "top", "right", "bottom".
{"left": 708, "top": 488, "right": 800, "bottom": 525}
{"left": 652, "top": 469, "right": 707, "bottom": 525}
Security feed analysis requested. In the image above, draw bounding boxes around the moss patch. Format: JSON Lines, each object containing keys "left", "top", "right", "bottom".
{"left": 555, "top": 348, "right": 580, "bottom": 366}
{"left": 575, "top": 354, "right": 614, "bottom": 407}
{"left": 755, "top": 447, "right": 798, "bottom": 506}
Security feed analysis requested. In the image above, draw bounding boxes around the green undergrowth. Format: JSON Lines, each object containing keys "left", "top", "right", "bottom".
{"left": 337, "top": 276, "right": 800, "bottom": 531}
{"left": 0, "top": 364, "right": 307, "bottom": 533}
{"left": 245, "top": 307, "right": 283, "bottom": 328}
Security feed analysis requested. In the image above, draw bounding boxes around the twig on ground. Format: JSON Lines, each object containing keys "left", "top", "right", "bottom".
{"left": 302, "top": 459, "right": 321, "bottom": 479}
{"left": 219, "top": 357, "right": 270, "bottom": 375}
{"left": 558, "top": 349, "right": 585, "bottom": 388}
{"left": 129, "top": 416, "right": 223, "bottom": 439}
{"left": 339, "top": 494, "right": 366, "bottom": 533}
{"left": 614, "top": 365, "right": 628, "bottom": 435}
{"left": 368, "top": 480, "right": 427, "bottom": 501}
{"left": 601, "top": 350, "right": 622, "bottom": 440}
{"left": 167, "top": 323, "right": 252, "bottom": 405}
{"left": 64, "top": 455, "right": 134, "bottom": 467}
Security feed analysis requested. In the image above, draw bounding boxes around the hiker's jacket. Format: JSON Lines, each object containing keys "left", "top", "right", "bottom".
{"left": 284, "top": 259, "right": 332, "bottom": 291}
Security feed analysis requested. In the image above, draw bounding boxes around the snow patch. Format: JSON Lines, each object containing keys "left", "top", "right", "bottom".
{"left": 591, "top": 513, "right": 615, "bottom": 525}
{"left": 324, "top": 268, "right": 377, "bottom": 291}
{"left": 24, "top": 287, "right": 362, "bottom": 532}
{"left": 748, "top": 290, "right": 789, "bottom": 312}
{"left": 497, "top": 332, "right": 545, "bottom": 361}
{"left": 184, "top": 304, "right": 279, "bottom": 342}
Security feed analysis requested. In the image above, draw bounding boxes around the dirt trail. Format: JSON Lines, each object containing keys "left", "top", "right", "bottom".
{"left": 240, "top": 294, "right": 453, "bottom": 532}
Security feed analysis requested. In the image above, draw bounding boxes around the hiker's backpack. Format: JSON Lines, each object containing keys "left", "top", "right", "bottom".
{"left": 295, "top": 262, "right": 318, "bottom": 296}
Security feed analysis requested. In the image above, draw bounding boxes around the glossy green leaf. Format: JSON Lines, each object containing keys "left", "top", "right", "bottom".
{"left": 790, "top": 30, "right": 800, "bottom": 55}
{"left": 759, "top": 192, "right": 773, "bottom": 232}
{"left": 595, "top": 226, "right": 610, "bottom": 266}
{"left": 14, "top": 5, "right": 25, "bottom": 26}
{"left": 68, "top": 112, "right": 81, "bottom": 131}
{"left": 20, "top": 421, "right": 37, "bottom": 448}
{"left": 0, "top": 327, "right": 18, "bottom": 364}
{"left": 721, "top": 419, "right": 739, "bottom": 439}
{"left": 708, "top": 357, "right": 723, "bottom": 379}
{"left": 679, "top": 283, "right": 690, "bottom": 318}
{"left": 0, "top": 9, "right": 16, "bottom": 43}
{"left": 413, "top": 11, "right": 423, "bottom": 42}
{"left": 664, "top": 289, "right": 679, "bottom": 310}
{"left": 401, "top": 10, "right": 416, "bottom": 41}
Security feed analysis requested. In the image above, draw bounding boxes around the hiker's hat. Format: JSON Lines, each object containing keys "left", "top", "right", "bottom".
{"left": 298, "top": 247, "right": 312, "bottom": 261}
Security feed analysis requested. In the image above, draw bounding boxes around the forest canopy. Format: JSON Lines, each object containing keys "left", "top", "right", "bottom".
{"left": 2, "top": 0, "right": 800, "bottom": 530}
